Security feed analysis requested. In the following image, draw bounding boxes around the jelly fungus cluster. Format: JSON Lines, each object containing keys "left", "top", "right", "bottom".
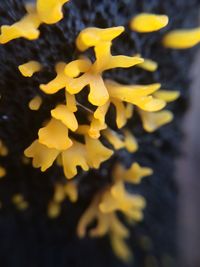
{"left": 0, "top": 0, "right": 199, "bottom": 262}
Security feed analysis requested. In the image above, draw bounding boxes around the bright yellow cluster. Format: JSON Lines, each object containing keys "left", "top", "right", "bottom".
{"left": 0, "top": 0, "right": 70, "bottom": 44}
{"left": 77, "top": 162, "right": 152, "bottom": 262}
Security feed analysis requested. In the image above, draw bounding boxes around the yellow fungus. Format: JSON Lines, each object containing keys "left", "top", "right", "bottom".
{"left": 61, "top": 141, "right": 89, "bottom": 179}
{"left": 12, "top": 194, "right": 24, "bottom": 204}
{"left": 137, "top": 58, "right": 158, "bottom": 72}
{"left": 111, "top": 99, "right": 127, "bottom": 128}
{"left": 28, "top": 95, "right": 42, "bottom": 110}
{"left": 130, "top": 13, "right": 169, "bottom": 33}
{"left": 123, "top": 163, "right": 153, "bottom": 184}
{"left": 163, "top": 27, "right": 200, "bottom": 49}
{"left": 123, "top": 130, "right": 138, "bottom": 153}
{"left": 106, "top": 80, "right": 165, "bottom": 112}
{"left": 64, "top": 58, "right": 92, "bottom": 77}
{"left": 48, "top": 201, "right": 61, "bottom": 218}
{"left": 0, "top": 166, "right": 6, "bottom": 178}
{"left": 110, "top": 234, "right": 132, "bottom": 263}
{"left": 0, "top": 5, "right": 41, "bottom": 44}
{"left": 18, "top": 61, "right": 42, "bottom": 77}
{"left": 153, "top": 90, "right": 180, "bottom": 102}
{"left": 139, "top": 109, "right": 174, "bottom": 132}
{"left": 38, "top": 118, "right": 72, "bottom": 150}
{"left": 0, "top": 140, "right": 8, "bottom": 156}
{"left": 88, "top": 117, "right": 107, "bottom": 139}
{"left": 125, "top": 103, "right": 134, "bottom": 119}
{"left": 54, "top": 184, "right": 66, "bottom": 203}
{"left": 36, "top": 0, "right": 70, "bottom": 24}
{"left": 51, "top": 104, "right": 78, "bottom": 131}
{"left": 65, "top": 92, "right": 77, "bottom": 112}
{"left": 64, "top": 182, "right": 78, "bottom": 202}
{"left": 102, "top": 129, "right": 124, "bottom": 150}
{"left": 85, "top": 135, "right": 113, "bottom": 169}
{"left": 24, "top": 140, "right": 59, "bottom": 171}
{"left": 17, "top": 201, "right": 29, "bottom": 211}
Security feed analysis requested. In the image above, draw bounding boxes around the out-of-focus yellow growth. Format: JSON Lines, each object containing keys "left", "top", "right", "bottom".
{"left": 137, "top": 58, "right": 158, "bottom": 72}
{"left": 38, "top": 118, "right": 72, "bottom": 150}
{"left": 100, "top": 181, "right": 146, "bottom": 221}
{"left": 102, "top": 129, "right": 124, "bottom": 150}
{"left": 28, "top": 95, "right": 42, "bottom": 110}
{"left": 123, "top": 130, "right": 138, "bottom": 152}
{"left": 154, "top": 90, "right": 180, "bottom": 102}
{"left": 139, "top": 109, "right": 174, "bottom": 132}
{"left": 36, "top": 0, "right": 70, "bottom": 24}
{"left": 0, "top": 140, "right": 8, "bottom": 156}
{"left": 12, "top": 194, "right": 29, "bottom": 210}
{"left": 0, "top": 5, "right": 41, "bottom": 44}
{"left": 130, "top": 13, "right": 168, "bottom": 33}
{"left": 64, "top": 182, "right": 78, "bottom": 202}
{"left": 0, "top": 166, "right": 6, "bottom": 178}
{"left": 18, "top": 61, "right": 42, "bottom": 77}
{"left": 48, "top": 201, "right": 61, "bottom": 218}
{"left": 163, "top": 27, "right": 200, "bottom": 49}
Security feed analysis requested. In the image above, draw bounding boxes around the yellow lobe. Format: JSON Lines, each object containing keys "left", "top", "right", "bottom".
{"left": 40, "top": 62, "right": 68, "bottom": 94}
{"left": 64, "top": 182, "right": 78, "bottom": 202}
{"left": 18, "top": 61, "right": 42, "bottom": 77}
{"left": 163, "top": 27, "right": 200, "bottom": 49}
{"left": 88, "top": 75, "right": 109, "bottom": 106}
{"left": 61, "top": 141, "right": 89, "bottom": 179}
{"left": 123, "top": 130, "right": 138, "bottom": 153}
{"left": 37, "top": 0, "right": 70, "bottom": 24}
{"left": 38, "top": 118, "right": 72, "bottom": 150}
{"left": 125, "top": 104, "right": 134, "bottom": 119}
{"left": 0, "top": 6, "right": 41, "bottom": 44}
{"left": 154, "top": 90, "right": 180, "bottom": 102}
{"left": 111, "top": 99, "right": 127, "bottom": 128}
{"left": 65, "top": 92, "right": 77, "bottom": 112}
{"left": 53, "top": 184, "right": 66, "bottom": 203}
{"left": 94, "top": 101, "right": 110, "bottom": 124}
{"left": 64, "top": 58, "right": 92, "bottom": 77}
{"left": 28, "top": 95, "right": 42, "bottom": 110}
{"left": 139, "top": 110, "right": 174, "bottom": 132}
{"left": 124, "top": 163, "right": 153, "bottom": 184}
{"left": 76, "top": 26, "right": 125, "bottom": 51}
{"left": 85, "top": 135, "right": 113, "bottom": 169}
{"left": 48, "top": 201, "right": 61, "bottom": 218}
{"left": 51, "top": 104, "right": 78, "bottom": 131}
{"left": 110, "top": 235, "right": 133, "bottom": 263}
{"left": 0, "top": 166, "right": 6, "bottom": 178}
{"left": 130, "top": 13, "right": 169, "bottom": 33}
{"left": 137, "top": 58, "right": 158, "bottom": 72}
{"left": 88, "top": 117, "right": 107, "bottom": 139}
{"left": 24, "top": 140, "right": 59, "bottom": 171}
{"left": 102, "top": 129, "right": 124, "bottom": 150}
{"left": 103, "top": 56, "right": 144, "bottom": 71}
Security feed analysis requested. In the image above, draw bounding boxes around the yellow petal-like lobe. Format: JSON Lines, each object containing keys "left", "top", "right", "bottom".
{"left": 110, "top": 235, "right": 132, "bottom": 263}
{"left": 130, "top": 13, "right": 169, "bottom": 33}
{"left": 123, "top": 130, "right": 138, "bottom": 153}
{"left": 40, "top": 62, "right": 69, "bottom": 94}
{"left": 51, "top": 104, "right": 78, "bottom": 131}
{"left": 76, "top": 26, "right": 125, "bottom": 51}
{"left": 28, "top": 95, "right": 42, "bottom": 110}
{"left": 139, "top": 110, "right": 174, "bottom": 132}
{"left": 48, "top": 201, "right": 61, "bottom": 218}
{"left": 163, "top": 27, "right": 200, "bottom": 49}
{"left": 94, "top": 101, "right": 110, "bottom": 123}
{"left": 38, "top": 118, "right": 72, "bottom": 150}
{"left": 89, "top": 75, "right": 110, "bottom": 106}
{"left": 0, "top": 166, "right": 6, "bottom": 178}
{"left": 85, "top": 136, "right": 113, "bottom": 169}
{"left": 88, "top": 117, "right": 107, "bottom": 139}
{"left": 111, "top": 99, "right": 127, "bottom": 128}
{"left": 124, "top": 163, "right": 153, "bottom": 184}
{"left": 61, "top": 141, "right": 89, "bottom": 179}
{"left": 102, "top": 129, "right": 124, "bottom": 150}
{"left": 64, "top": 182, "right": 78, "bottom": 202}
{"left": 24, "top": 140, "right": 59, "bottom": 171}
{"left": 18, "top": 61, "right": 42, "bottom": 77}
{"left": 37, "top": 0, "right": 70, "bottom": 24}
{"left": 54, "top": 184, "right": 66, "bottom": 203}
{"left": 65, "top": 92, "right": 77, "bottom": 112}
{"left": 64, "top": 58, "right": 92, "bottom": 77}
{"left": 125, "top": 104, "right": 134, "bottom": 119}
{"left": 104, "top": 56, "right": 144, "bottom": 71}
{"left": 154, "top": 90, "right": 180, "bottom": 102}
{"left": 0, "top": 6, "right": 41, "bottom": 44}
